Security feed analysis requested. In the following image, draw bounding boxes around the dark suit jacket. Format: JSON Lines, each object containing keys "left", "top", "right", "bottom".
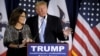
{"left": 26, "top": 14, "right": 65, "bottom": 43}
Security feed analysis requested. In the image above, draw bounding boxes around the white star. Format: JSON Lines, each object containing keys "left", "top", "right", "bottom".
{"left": 87, "top": 18, "right": 90, "bottom": 21}
{"left": 32, "top": 10, "right": 34, "bottom": 12}
{"left": 83, "top": 12, "right": 86, "bottom": 15}
{"left": 32, "top": 15, "right": 34, "bottom": 17}
{"left": 24, "top": 0, "right": 26, "bottom": 1}
{"left": 28, "top": 9, "right": 31, "bottom": 12}
{"left": 28, "top": 14, "right": 30, "bottom": 17}
{"left": 92, "top": 8, "right": 94, "bottom": 11}
{"left": 96, "top": 18, "right": 99, "bottom": 21}
{"left": 92, "top": 3, "right": 95, "bottom": 6}
{"left": 23, "top": 8, "right": 26, "bottom": 11}
{"left": 83, "top": 7, "right": 86, "bottom": 10}
{"left": 84, "top": 2, "right": 87, "bottom": 5}
{"left": 91, "top": 18, "right": 94, "bottom": 21}
{"left": 88, "top": 8, "right": 90, "bottom": 10}
{"left": 96, "top": 13, "right": 99, "bottom": 16}
{"left": 90, "top": 24, "right": 93, "bottom": 27}
{"left": 79, "top": 8, "right": 81, "bottom": 10}
{"left": 23, "top": 3, "right": 26, "bottom": 6}
{"left": 91, "top": 13, "right": 94, "bottom": 16}
{"left": 19, "top": 3, "right": 22, "bottom": 6}
{"left": 28, "top": 4, "right": 31, "bottom": 7}
{"left": 32, "top": 5, "right": 35, "bottom": 8}
{"left": 97, "top": 3, "right": 99, "bottom": 6}
{"left": 32, "top": 0, "right": 35, "bottom": 3}
{"left": 28, "top": 0, "right": 31, "bottom": 2}
{"left": 88, "top": 13, "right": 90, "bottom": 15}
{"left": 88, "top": 2, "right": 90, "bottom": 5}
{"left": 97, "top": 8, "right": 99, "bottom": 11}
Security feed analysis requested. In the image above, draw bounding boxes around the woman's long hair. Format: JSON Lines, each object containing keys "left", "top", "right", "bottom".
{"left": 9, "top": 7, "right": 26, "bottom": 26}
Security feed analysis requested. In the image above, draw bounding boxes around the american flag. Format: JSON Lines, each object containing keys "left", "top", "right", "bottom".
{"left": 72, "top": 0, "right": 100, "bottom": 56}
{"left": 18, "top": 0, "right": 37, "bottom": 17}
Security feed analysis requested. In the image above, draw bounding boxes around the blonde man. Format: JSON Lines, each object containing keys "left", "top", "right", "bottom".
{"left": 26, "top": 1, "right": 70, "bottom": 43}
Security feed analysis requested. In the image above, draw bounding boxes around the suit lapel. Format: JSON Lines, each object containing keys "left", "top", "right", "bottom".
{"left": 44, "top": 15, "right": 51, "bottom": 35}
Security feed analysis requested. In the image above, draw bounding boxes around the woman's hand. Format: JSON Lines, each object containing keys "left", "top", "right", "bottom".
{"left": 22, "top": 38, "right": 33, "bottom": 43}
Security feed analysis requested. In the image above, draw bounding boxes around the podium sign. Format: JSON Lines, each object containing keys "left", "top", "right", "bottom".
{"left": 27, "top": 43, "right": 68, "bottom": 56}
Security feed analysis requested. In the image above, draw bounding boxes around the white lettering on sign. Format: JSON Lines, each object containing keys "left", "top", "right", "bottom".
{"left": 31, "top": 46, "right": 65, "bottom": 52}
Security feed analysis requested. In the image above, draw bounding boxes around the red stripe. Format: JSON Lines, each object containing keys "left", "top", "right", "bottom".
{"left": 74, "top": 33, "right": 92, "bottom": 56}
{"left": 93, "top": 26, "right": 100, "bottom": 55}
{"left": 0, "top": 51, "right": 7, "bottom": 56}
{"left": 77, "top": 20, "right": 99, "bottom": 55}
{"left": 93, "top": 27, "right": 100, "bottom": 40}
{"left": 72, "top": 46, "right": 82, "bottom": 56}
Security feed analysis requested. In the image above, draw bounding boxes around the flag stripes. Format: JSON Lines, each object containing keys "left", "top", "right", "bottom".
{"left": 72, "top": 13, "right": 100, "bottom": 56}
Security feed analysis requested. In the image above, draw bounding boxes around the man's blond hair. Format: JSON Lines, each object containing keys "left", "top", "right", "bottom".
{"left": 35, "top": 1, "right": 47, "bottom": 9}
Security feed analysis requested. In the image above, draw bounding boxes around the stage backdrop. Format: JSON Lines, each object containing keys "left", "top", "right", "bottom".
{"left": 0, "top": 0, "right": 8, "bottom": 56}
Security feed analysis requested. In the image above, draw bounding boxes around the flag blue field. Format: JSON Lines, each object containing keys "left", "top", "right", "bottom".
{"left": 18, "top": 0, "right": 37, "bottom": 17}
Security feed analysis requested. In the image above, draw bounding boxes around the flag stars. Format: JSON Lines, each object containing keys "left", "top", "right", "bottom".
{"left": 32, "top": 10, "right": 34, "bottom": 13}
{"left": 19, "top": 3, "right": 22, "bottom": 6}
{"left": 96, "top": 13, "right": 99, "bottom": 16}
{"left": 90, "top": 23, "right": 93, "bottom": 27}
{"left": 23, "top": 3, "right": 26, "bottom": 6}
{"left": 28, "top": 9, "right": 31, "bottom": 12}
{"left": 92, "top": 3, "right": 95, "bottom": 6}
{"left": 28, "top": 0, "right": 31, "bottom": 2}
{"left": 97, "top": 3, "right": 99, "bottom": 6}
{"left": 97, "top": 8, "right": 99, "bottom": 11}
{"left": 96, "top": 18, "right": 99, "bottom": 22}
{"left": 32, "top": 5, "right": 35, "bottom": 8}
{"left": 91, "top": 18, "right": 94, "bottom": 21}
{"left": 28, "top": 14, "right": 30, "bottom": 17}
{"left": 91, "top": 13, "right": 94, "bottom": 16}
{"left": 83, "top": 7, "right": 86, "bottom": 10}
{"left": 83, "top": 12, "right": 86, "bottom": 15}
{"left": 88, "top": 13, "right": 90, "bottom": 15}
{"left": 24, "top": 0, "right": 26, "bottom": 1}
{"left": 92, "top": 8, "right": 94, "bottom": 11}
{"left": 23, "top": 8, "right": 26, "bottom": 11}
{"left": 32, "top": 15, "right": 34, "bottom": 17}
{"left": 87, "top": 18, "right": 90, "bottom": 21}
{"left": 88, "top": 2, "right": 90, "bottom": 5}
{"left": 84, "top": 2, "right": 87, "bottom": 5}
{"left": 88, "top": 8, "right": 90, "bottom": 10}
{"left": 28, "top": 4, "right": 31, "bottom": 7}
{"left": 19, "top": 0, "right": 36, "bottom": 17}
{"left": 32, "top": 0, "right": 35, "bottom": 3}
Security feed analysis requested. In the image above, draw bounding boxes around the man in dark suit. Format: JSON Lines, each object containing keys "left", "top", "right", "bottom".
{"left": 26, "top": 1, "right": 71, "bottom": 43}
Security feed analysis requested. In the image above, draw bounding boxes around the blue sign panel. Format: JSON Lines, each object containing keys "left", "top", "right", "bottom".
{"left": 27, "top": 43, "right": 68, "bottom": 56}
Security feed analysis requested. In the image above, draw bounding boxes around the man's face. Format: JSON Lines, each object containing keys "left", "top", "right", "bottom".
{"left": 36, "top": 4, "right": 47, "bottom": 17}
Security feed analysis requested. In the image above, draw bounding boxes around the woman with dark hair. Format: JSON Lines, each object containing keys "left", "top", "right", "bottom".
{"left": 4, "top": 8, "right": 33, "bottom": 56}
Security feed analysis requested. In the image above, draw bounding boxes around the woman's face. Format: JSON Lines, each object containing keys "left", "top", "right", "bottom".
{"left": 18, "top": 12, "right": 26, "bottom": 25}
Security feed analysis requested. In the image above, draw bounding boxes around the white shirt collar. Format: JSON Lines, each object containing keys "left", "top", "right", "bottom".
{"left": 38, "top": 15, "right": 47, "bottom": 20}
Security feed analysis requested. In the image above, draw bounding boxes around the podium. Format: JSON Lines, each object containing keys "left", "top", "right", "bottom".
{"left": 27, "top": 43, "right": 68, "bottom": 56}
